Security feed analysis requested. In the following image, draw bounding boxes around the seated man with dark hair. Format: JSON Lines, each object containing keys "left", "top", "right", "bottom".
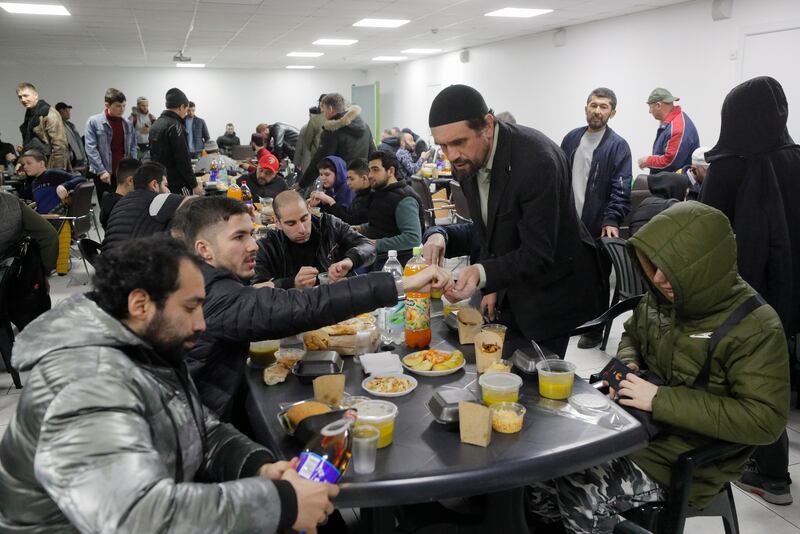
{"left": 102, "top": 161, "right": 186, "bottom": 251}
{"left": 254, "top": 190, "right": 375, "bottom": 288}
{"left": 18, "top": 150, "right": 85, "bottom": 214}
{"left": 360, "top": 149, "right": 425, "bottom": 266}
{"left": 180, "top": 196, "right": 450, "bottom": 421}
{"left": 99, "top": 157, "right": 141, "bottom": 230}
{"left": 0, "top": 234, "right": 338, "bottom": 533}
{"left": 237, "top": 149, "right": 287, "bottom": 200}
{"left": 310, "top": 157, "right": 373, "bottom": 225}
{"left": 526, "top": 202, "right": 789, "bottom": 533}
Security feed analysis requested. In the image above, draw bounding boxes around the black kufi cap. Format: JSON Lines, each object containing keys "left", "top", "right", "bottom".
{"left": 428, "top": 84, "right": 489, "bottom": 128}
{"left": 165, "top": 87, "right": 189, "bottom": 109}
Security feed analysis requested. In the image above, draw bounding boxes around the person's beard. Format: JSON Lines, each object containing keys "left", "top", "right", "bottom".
{"left": 450, "top": 158, "right": 480, "bottom": 182}
{"left": 587, "top": 114, "right": 608, "bottom": 130}
{"left": 143, "top": 308, "right": 200, "bottom": 362}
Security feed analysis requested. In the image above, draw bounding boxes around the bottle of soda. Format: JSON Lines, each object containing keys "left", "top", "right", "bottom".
{"left": 295, "top": 411, "right": 356, "bottom": 484}
{"left": 227, "top": 181, "right": 243, "bottom": 201}
{"left": 380, "top": 250, "right": 404, "bottom": 345}
{"left": 240, "top": 180, "right": 253, "bottom": 206}
{"left": 404, "top": 246, "right": 431, "bottom": 348}
{"left": 209, "top": 156, "right": 219, "bottom": 183}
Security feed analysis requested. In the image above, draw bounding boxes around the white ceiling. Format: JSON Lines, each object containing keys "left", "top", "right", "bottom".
{"left": 0, "top": 0, "right": 690, "bottom": 69}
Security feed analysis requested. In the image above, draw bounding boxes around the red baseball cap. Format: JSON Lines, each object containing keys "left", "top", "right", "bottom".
{"left": 258, "top": 150, "right": 279, "bottom": 173}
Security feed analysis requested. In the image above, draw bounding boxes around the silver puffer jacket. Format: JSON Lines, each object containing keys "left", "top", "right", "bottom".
{"left": 0, "top": 293, "right": 286, "bottom": 533}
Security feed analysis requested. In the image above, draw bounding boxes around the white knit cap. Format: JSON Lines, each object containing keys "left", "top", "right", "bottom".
{"left": 691, "top": 147, "right": 710, "bottom": 167}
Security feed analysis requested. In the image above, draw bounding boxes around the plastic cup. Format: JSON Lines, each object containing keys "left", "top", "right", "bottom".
{"left": 490, "top": 402, "right": 526, "bottom": 433}
{"left": 318, "top": 273, "right": 330, "bottom": 285}
{"left": 274, "top": 347, "right": 305, "bottom": 369}
{"left": 249, "top": 339, "right": 280, "bottom": 368}
{"left": 442, "top": 295, "right": 470, "bottom": 317}
{"left": 481, "top": 324, "right": 508, "bottom": 343}
{"left": 479, "top": 372, "right": 523, "bottom": 406}
{"left": 353, "top": 400, "right": 398, "bottom": 448}
{"left": 536, "top": 360, "right": 576, "bottom": 400}
{"left": 352, "top": 425, "right": 380, "bottom": 474}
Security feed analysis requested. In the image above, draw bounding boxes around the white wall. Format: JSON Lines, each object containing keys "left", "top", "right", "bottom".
{"left": 368, "top": 0, "right": 800, "bottom": 166}
{"left": 0, "top": 66, "right": 366, "bottom": 146}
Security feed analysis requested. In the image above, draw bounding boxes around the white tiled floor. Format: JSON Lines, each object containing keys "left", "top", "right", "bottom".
{"left": 1, "top": 274, "right": 799, "bottom": 533}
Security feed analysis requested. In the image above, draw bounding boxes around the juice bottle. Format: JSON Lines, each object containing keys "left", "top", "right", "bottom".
{"left": 295, "top": 411, "right": 356, "bottom": 484}
{"left": 227, "top": 182, "right": 243, "bottom": 201}
{"left": 240, "top": 180, "right": 253, "bottom": 206}
{"left": 404, "top": 246, "right": 431, "bottom": 348}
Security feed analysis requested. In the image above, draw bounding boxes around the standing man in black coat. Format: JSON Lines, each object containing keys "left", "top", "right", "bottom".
{"left": 148, "top": 88, "right": 202, "bottom": 196}
{"left": 430, "top": 85, "right": 604, "bottom": 357}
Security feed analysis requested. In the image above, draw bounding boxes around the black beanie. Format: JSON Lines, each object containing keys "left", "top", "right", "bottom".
{"left": 165, "top": 87, "right": 189, "bottom": 109}
{"left": 428, "top": 84, "right": 489, "bottom": 128}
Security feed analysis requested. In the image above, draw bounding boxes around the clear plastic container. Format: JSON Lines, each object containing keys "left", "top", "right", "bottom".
{"left": 490, "top": 402, "right": 526, "bottom": 433}
{"left": 536, "top": 360, "right": 576, "bottom": 400}
{"left": 352, "top": 399, "right": 398, "bottom": 448}
{"left": 479, "top": 372, "right": 523, "bottom": 405}
{"left": 274, "top": 347, "right": 305, "bottom": 368}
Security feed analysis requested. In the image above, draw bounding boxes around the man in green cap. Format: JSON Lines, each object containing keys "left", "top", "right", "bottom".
{"left": 637, "top": 87, "right": 699, "bottom": 173}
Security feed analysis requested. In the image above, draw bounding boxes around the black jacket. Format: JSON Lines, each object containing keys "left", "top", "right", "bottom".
{"left": 629, "top": 172, "right": 688, "bottom": 236}
{"left": 460, "top": 121, "right": 604, "bottom": 342}
{"left": 254, "top": 213, "right": 376, "bottom": 288}
{"left": 101, "top": 189, "right": 184, "bottom": 252}
{"left": 322, "top": 188, "right": 373, "bottom": 225}
{"left": 216, "top": 133, "right": 241, "bottom": 154}
{"left": 186, "top": 263, "right": 398, "bottom": 418}
{"left": 300, "top": 106, "right": 376, "bottom": 187}
{"left": 700, "top": 76, "right": 800, "bottom": 334}
{"left": 149, "top": 110, "right": 196, "bottom": 193}
{"left": 237, "top": 172, "right": 287, "bottom": 200}
{"left": 268, "top": 123, "right": 299, "bottom": 160}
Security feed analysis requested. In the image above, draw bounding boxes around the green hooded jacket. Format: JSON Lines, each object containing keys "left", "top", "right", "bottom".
{"left": 618, "top": 201, "right": 789, "bottom": 508}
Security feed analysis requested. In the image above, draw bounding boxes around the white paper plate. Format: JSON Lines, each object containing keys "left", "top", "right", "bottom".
{"left": 361, "top": 373, "right": 418, "bottom": 397}
{"left": 401, "top": 350, "right": 466, "bottom": 377}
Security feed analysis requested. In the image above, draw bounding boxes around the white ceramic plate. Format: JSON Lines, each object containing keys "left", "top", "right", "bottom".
{"left": 401, "top": 350, "right": 466, "bottom": 377}
{"left": 361, "top": 373, "right": 418, "bottom": 397}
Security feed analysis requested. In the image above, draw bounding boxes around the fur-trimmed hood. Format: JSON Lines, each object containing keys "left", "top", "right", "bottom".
{"left": 323, "top": 105, "right": 365, "bottom": 134}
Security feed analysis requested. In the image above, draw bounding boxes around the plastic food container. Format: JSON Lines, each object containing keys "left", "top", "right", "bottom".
{"left": 490, "top": 402, "right": 526, "bottom": 433}
{"left": 275, "top": 348, "right": 305, "bottom": 368}
{"left": 536, "top": 360, "right": 576, "bottom": 400}
{"left": 340, "top": 395, "right": 372, "bottom": 409}
{"left": 479, "top": 372, "right": 523, "bottom": 406}
{"left": 352, "top": 399, "right": 398, "bottom": 448}
{"left": 484, "top": 359, "right": 512, "bottom": 374}
{"left": 291, "top": 351, "right": 343, "bottom": 384}
{"left": 426, "top": 388, "right": 477, "bottom": 428}
{"left": 480, "top": 324, "right": 508, "bottom": 343}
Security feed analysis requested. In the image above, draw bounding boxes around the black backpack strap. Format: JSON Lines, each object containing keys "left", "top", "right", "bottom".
{"left": 692, "top": 294, "right": 766, "bottom": 390}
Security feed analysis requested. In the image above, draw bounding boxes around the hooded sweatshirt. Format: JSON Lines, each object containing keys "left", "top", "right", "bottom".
{"left": 699, "top": 76, "right": 800, "bottom": 335}
{"left": 0, "top": 293, "right": 294, "bottom": 533}
{"left": 321, "top": 155, "right": 354, "bottom": 208}
{"left": 618, "top": 201, "right": 789, "bottom": 508}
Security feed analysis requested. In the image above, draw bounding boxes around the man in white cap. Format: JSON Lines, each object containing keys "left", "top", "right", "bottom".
{"left": 637, "top": 87, "right": 699, "bottom": 173}
{"left": 682, "top": 146, "right": 710, "bottom": 200}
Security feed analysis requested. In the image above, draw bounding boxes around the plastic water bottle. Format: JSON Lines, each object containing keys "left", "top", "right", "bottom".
{"left": 381, "top": 250, "right": 405, "bottom": 345}
{"left": 218, "top": 162, "right": 229, "bottom": 188}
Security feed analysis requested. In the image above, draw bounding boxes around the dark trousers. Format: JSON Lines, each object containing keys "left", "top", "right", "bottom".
{"left": 89, "top": 171, "right": 115, "bottom": 202}
{"left": 753, "top": 430, "right": 790, "bottom": 481}
{"left": 498, "top": 304, "right": 570, "bottom": 358}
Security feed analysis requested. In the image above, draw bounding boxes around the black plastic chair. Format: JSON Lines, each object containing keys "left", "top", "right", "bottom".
{"left": 573, "top": 237, "right": 647, "bottom": 350}
{"left": 409, "top": 176, "right": 436, "bottom": 229}
{"left": 614, "top": 441, "right": 746, "bottom": 534}
{"left": 0, "top": 240, "right": 25, "bottom": 389}
{"left": 48, "top": 182, "right": 96, "bottom": 280}
{"left": 449, "top": 181, "right": 473, "bottom": 223}
{"left": 77, "top": 238, "right": 102, "bottom": 271}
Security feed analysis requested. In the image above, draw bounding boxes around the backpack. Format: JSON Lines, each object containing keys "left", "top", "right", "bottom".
{"left": 7, "top": 237, "right": 51, "bottom": 330}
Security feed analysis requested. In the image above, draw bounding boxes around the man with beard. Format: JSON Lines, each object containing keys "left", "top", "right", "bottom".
{"left": 427, "top": 84, "right": 603, "bottom": 357}
{"left": 0, "top": 235, "right": 339, "bottom": 533}
{"left": 129, "top": 96, "right": 157, "bottom": 159}
{"left": 15, "top": 82, "right": 71, "bottom": 170}
{"left": 217, "top": 123, "right": 241, "bottom": 156}
{"left": 561, "top": 87, "right": 632, "bottom": 348}
{"left": 181, "top": 196, "right": 450, "bottom": 424}
{"left": 236, "top": 149, "right": 288, "bottom": 199}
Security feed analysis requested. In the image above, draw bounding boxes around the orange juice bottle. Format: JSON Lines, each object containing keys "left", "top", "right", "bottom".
{"left": 404, "top": 246, "right": 431, "bottom": 348}
{"left": 227, "top": 182, "right": 243, "bottom": 201}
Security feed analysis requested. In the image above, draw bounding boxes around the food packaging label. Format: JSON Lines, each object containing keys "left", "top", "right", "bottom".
{"left": 457, "top": 308, "right": 483, "bottom": 345}
{"left": 296, "top": 452, "right": 342, "bottom": 483}
{"left": 459, "top": 401, "right": 492, "bottom": 447}
{"left": 313, "top": 374, "right": 346, "bottom": 405}
{"left": 405, "top": 296, "right": 430, "bottom": 332}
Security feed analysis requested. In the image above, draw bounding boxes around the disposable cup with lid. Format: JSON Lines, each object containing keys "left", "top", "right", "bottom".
{"left": 353, "top": 400, "right": 398, "bottom": 448}
{"left": 479, "top": 372, "right": 523, "bottom": 405}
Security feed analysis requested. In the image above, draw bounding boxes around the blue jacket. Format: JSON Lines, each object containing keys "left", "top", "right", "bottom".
{"left": 185, "top": 116, "right": 210, "bottom": 155}
{"left": 645, "top": 105, "right": 699, "bottom": 173}
{"left": 84, "top": 113, "right": 137, "bottom": 176}
{"left": 31, "top": 170, "right": 85, "bottom": 214}
{"left": 561, "top": 126, "right": 632, "bottom": 237}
